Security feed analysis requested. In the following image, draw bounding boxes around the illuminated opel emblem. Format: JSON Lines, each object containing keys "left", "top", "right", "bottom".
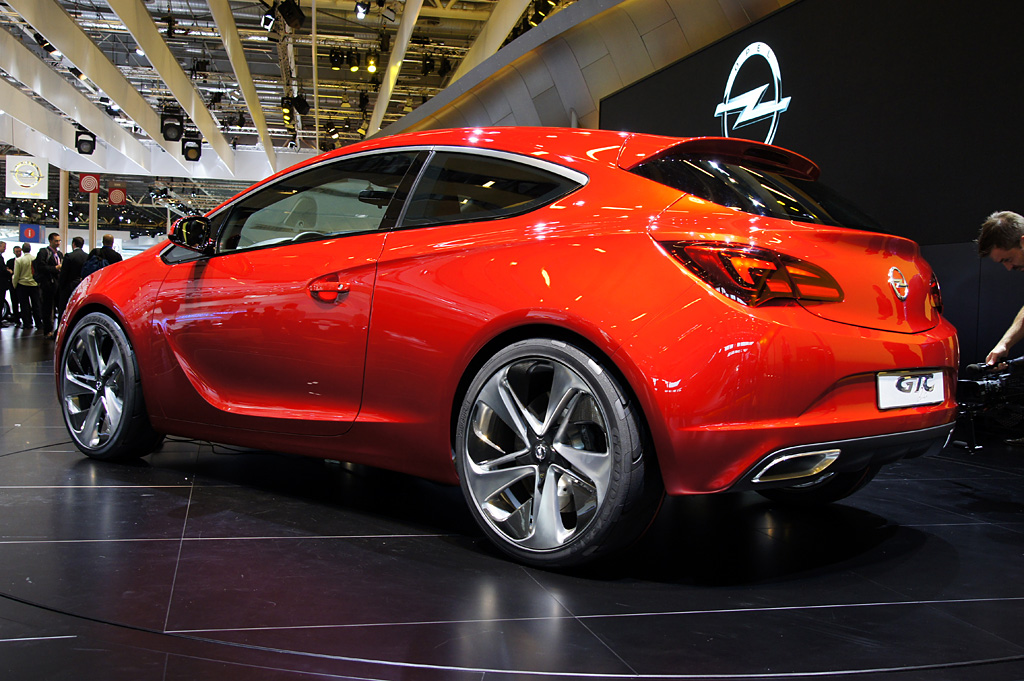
{"left": 715, "top": 42, "right": 791, "bottom": 144}
{"left": 888, "top": 267, "right": 909, "bottom": 301}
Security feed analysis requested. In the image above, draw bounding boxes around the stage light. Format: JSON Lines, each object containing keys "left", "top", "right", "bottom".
{"left": 75, "top": 130, "right": 96, "bottom": 155}
{"left": 349, "top": 52, "right": 361, "bottom": 72}
{"left": 279, "top": 0, "right": 306, "bottom": 29}
{"left": 367, "top": 53, "right": 377, "bottom": 74}
{"left": 33, "top": 33, "right": 60, "bottom": 57}
{"left": 421, "top": 55, "right": 434, "bottom": 76}
{"left": 292, "top": 94, "right": 310, "bottom": 116}
{"left": 262, "top": 2, "right": 277, "bottom": 30}
{"left": 438, "top": 57, "right": 452, "bottom": 78}
{"left": 355, "top": 2, "right": 370, "bottom": 19}
{"left": 161, "top": 110, "right": 184, "bottom": 141}
{"left": 182, "top": 135, "right": 202, "bottom": 162}
{"left": 330, "top": 48, "right": 343, "bottom": 70}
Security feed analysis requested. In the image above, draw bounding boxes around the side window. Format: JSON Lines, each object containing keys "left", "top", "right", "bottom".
{"left": 217, "top": 152, "right": 418, "bottom": 252}
{"left": 400, "top": 152, "right": 580, "bottom": 228}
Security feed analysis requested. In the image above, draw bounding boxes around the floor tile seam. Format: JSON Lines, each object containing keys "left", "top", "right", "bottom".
{"left": 125, "top": 627, "right": 1024, "bottom": 680}
{"left": 168, "top": 615, "right": 586, "bottom": 635}
{"left": 163, "top": 478, "right": 196, "bottom": 633}
{"left": 0, "top": 485, "right": 194, "bottom": 489}
{"left": 931, "top": 455, "right": 1024, "bottom": 477}
{"left": 519, "top": 566, "right": 640, "bottom": 676}
{"left": 565, "top": 595, "right": 1024, "bottom": 621}
{"left": 919, "top": 598, "right": 1024, "bottom": 654}
{"left": 0, "top": 635, "right": 78, "bottom": 644}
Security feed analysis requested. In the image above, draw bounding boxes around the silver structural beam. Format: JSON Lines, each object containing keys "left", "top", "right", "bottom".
{"left": 5, "top": 0, "right": 192, "bottom": 174}
{"left": 367, "top": 0, "right": 424, "bottom": 137}
{"left": 0, "top": 81, "right": 102, "bottom": 173}
{"left": 296, "top": 0, "right": 490, "bottom": 22}
{"left": 207, "top": 0, "right": 277, "bottom": 173}
{"left": 105, "top": 0, "right": 236, "bottom": 176}
{"left": 450, "top": 0, "right": 531, "bottom": 83}
{"left": 0, "top": 26, "right": 151, "bottom": 174}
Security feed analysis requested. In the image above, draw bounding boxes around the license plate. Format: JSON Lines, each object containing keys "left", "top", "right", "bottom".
{"left": 877, "top": 370, "right": 944, "bottom": 410}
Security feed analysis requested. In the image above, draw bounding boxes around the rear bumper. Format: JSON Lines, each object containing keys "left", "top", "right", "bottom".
{"left": 613, "top": 294, "right": 959, "bottom": 495}
{"left": 726, "top": 422, "right": 955, "bottom": 492}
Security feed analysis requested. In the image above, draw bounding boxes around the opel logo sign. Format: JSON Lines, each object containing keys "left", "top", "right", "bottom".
{"left": 715, "top": 42, "right": 791, "bottom": 144}
{"left": 888, "top": 267, "right": 909, "bottom": 301}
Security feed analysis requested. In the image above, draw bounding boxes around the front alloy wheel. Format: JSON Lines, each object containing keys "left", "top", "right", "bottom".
{"left": 456, "top": 339, "right": 660, "bottom": 567}
{"left": 61, "top": 313, "right": 162, "bottom": 461}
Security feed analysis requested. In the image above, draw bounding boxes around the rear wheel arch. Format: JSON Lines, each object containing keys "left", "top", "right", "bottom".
{"left": 449, "top": 324, "right": 652, "bottom": 459}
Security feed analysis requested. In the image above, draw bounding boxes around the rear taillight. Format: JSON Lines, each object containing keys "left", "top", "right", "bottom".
{"left": 929, "top": 273, "right": 943, "bottom": 313}
{"left": 665, "top": 241, "right": 844, "bottom": 307}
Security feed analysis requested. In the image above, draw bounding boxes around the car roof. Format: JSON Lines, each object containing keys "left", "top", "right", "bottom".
{"left": 208, "top": 127, "right": 819, "bottom": 215}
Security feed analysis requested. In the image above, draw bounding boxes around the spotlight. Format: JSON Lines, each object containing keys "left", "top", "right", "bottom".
{"left": 349, "top": 52, "right": 361, "bottom": 72}
{"left": 357, "top": 120, "right": 368, "bottom": 136}
{"left": 163, "top": 15, "right": 176, "bottom": 37}
{"left": 182, "top": 135, "right": 202, "bottom": 162}
{"left": 161, "top": 110, "right": 184, "bottom": 141}
{"left": 421, "top": 55, "right": 434, "bottom": 76}
{"left": 235, "top": 111, "right": 246, "bottom": 128}
{"left": 208, "top": 92, "right": 223, "bottom": 106}
{"left": 330, "top": 48, "right": 343, "bottom": 70}
{"left": 33, "top": 32, "right": 60, "bottom": 57}
{"left": 354, "top": 1, "right": 370, "bottom": 19}
{"left": 261, "top": 2, "right": 277, "bottom": 30}
{"left": 75, "top": 129, "right": 96, "bottom": 155}
{"left": 291, "top": 94, "right": 310, "bottom": 116}
{"left": 69, "top": 66, "right": 87, "bottom": 81}
{"left": 379, "top": 32, "right": 390, "bottom": 53}
{"left": 279, "top": 0, "right": 306, "bottom": 29}
{"left": 438, "top": 56, "right": 452, "bottom": 79}
{"left": 358, "top": 91, "right": 369, "bottom": 114}
{"left": 367, "top": 52, "right": 377, "bottom": 74}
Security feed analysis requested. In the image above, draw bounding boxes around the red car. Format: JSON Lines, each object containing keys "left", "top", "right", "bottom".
{"left": 56, "top": 127, "right": 958, "bottom": 567}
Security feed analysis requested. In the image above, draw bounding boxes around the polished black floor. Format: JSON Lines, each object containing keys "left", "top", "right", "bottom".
{"left": 2, "top": 323, "right": 1023, "bottom": 680}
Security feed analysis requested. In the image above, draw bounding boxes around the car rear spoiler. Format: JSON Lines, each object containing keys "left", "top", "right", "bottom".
{"left": 616, "top": 135, "right": 820, "bottom": 181}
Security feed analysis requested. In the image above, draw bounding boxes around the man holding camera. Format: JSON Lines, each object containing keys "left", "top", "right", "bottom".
{"left": 977, "top": 211, "right": 1024, "bottom": 365}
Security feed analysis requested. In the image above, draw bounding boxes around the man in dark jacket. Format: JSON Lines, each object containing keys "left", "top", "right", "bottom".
{"left": 6, "top": 245, "right": 21, "bottom": 325}
{"left": 100, "top": 233, "right": 123, "bottom": 265}
{"left": 57, "top": 236, "right": 87, "bottom": 319}
{"left": 34, "top": 232, "right": 62, "bottom": 337}
{"left": 0, "top": 242, "right": 11, "bottom": 326}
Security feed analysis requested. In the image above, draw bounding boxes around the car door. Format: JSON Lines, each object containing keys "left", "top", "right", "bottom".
{"left": 152, "top": 151, "right": 421, "bottom": 436}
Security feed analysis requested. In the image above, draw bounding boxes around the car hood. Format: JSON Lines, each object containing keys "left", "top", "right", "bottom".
{"left": 651, "top": 204, "right": 942, "bottom": 335}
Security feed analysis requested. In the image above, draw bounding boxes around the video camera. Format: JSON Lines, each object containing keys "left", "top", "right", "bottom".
{"left": 955, "top": 356, "right": 1024, "bottom": 450}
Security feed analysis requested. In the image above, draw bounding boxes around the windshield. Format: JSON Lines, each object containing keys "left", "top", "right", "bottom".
{"left": 630, "top": 154, "right": 881, "bottom": 231}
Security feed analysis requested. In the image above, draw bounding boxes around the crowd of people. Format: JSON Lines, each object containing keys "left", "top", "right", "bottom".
{"left": 0, "top": 233, "right": 122, "bottom": 337}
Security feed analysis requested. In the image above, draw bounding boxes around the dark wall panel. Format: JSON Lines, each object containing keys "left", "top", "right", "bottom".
{"left": 600, "top": 0, "right": 1024, "bottom": 247}
{"left": 600, "top": 0, "right": 1024, "bottom": 364}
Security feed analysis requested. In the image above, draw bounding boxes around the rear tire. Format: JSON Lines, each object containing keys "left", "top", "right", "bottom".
{"left": 455, "top": 338, "right": 662, "bottom": 567}
{"left": 757, "top": 464, "right": 880, "bottom": 506}
{"left": 60, "top": 312, "right": 163, "bottom": 461}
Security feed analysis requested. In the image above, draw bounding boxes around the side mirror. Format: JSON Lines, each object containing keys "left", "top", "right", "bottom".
{"left": 169, "top": 216, "right": 215, "bottom": 255}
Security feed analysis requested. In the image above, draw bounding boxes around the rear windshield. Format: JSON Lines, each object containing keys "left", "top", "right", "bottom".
{"left": 630, "top": 154, "right": 880, "bottom": 231}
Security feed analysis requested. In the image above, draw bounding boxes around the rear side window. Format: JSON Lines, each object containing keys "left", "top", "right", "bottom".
{"left": 631, "top": 154, "right": 880, "bottom": 230}
{"left": 400, "top": 151, "right": 580, "bottom": 228}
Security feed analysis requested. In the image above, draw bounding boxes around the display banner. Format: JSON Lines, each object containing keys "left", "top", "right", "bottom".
{"left": 79, "top": 173, "right": 100, "bottom": 194}
{"left": 19, "top": 223, "right": 42, "bottom": 244}
{"left": 5, "top": 156, "right": 48, "bottom": 199}
{"left": 108, "top": 184, "right": 127, "bottom": 205}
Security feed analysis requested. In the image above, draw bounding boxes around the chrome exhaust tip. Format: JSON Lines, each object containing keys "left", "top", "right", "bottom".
{"left": 751, "top": 449, "right": 841, "bottom": 484}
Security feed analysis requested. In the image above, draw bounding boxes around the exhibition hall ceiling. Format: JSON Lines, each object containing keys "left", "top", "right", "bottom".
{"left": 0, "top": 0, "right": 574, "bottom": 222}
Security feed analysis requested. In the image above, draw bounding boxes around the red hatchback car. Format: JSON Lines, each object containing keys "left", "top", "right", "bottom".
{"left": 56, "top": 127, "right": 958, "bottom": 567}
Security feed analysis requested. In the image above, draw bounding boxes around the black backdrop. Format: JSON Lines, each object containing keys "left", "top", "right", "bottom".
{"left": 599, "top": 0, "right": 1024, "bottom": 363}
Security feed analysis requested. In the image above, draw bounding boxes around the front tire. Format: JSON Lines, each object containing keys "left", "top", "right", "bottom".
{"left": 455, "top": 339, "right": 661, "bottom": 567}
{"left": 60, "top": 312, "right": 163, "bottom": 461}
